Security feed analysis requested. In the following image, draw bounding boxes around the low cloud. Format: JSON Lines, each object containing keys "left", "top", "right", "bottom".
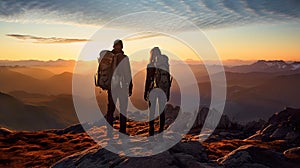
{"left": 123, "top": 32, "right": 163, "bottom": 41}
{"left": 6, "top": 34, "right": 89, "bottom": 44}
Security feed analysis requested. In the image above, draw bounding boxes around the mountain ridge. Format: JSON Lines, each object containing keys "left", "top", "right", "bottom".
{"left": 227, "top": 60, "right": 300, "bottom": 73}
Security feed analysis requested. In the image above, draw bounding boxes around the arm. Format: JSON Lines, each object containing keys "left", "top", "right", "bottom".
{"left": 144, "top": 66, "right": 155, "bottom": 101}
{"left": 144, "top": 67, "right": 150, "bottom": 100}
{"left": 122, "top": 56, "right": 133, "bottom": 96}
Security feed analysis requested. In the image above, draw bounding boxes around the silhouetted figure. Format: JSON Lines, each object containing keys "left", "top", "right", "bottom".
{"left": 96, "top": 39, "right": 133, "bottom": 135}
{"left": 144, "top": 47, "right": 172, "bottom": 136}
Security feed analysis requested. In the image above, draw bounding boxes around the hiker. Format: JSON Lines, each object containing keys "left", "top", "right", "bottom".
{"left": 144, "top": 47, "right": 172, "bottom": 136}
{"left": 96, "top": 39, "right": 133, "bottom": 135}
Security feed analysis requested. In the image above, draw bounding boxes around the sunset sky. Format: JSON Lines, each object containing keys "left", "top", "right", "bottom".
{"left": 0, "top": 0, "right": 299, "bottom": 61}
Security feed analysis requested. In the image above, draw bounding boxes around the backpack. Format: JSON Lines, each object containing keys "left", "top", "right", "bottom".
{"left": 94, "top": 50, "right": 118, "bottom": 90}
{"left": 155, "top": 55, "right": 172, "bottom": 100}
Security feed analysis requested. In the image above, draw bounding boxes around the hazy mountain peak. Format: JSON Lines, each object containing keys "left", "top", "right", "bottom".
{"left": 228, "top": 60, "right": 300, "bottom": 73}
{"left": 255, "top": 60, "right": 287, "bottom": 67}
{"left": 0, "top": 91, "right": 18, "bottom": 101}
{"left": 256, "top": 60, "right": 285, "bottom": 63}
{"left": 291, "top": 62, "right": 300, "bottom": 70}
{"left": 0, "top": 59, "right": 75, "bottom": 67}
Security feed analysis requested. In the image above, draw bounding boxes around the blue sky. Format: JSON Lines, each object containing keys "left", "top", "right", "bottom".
{"left": 1, "top": 0, "right": 299, "bottom": 29}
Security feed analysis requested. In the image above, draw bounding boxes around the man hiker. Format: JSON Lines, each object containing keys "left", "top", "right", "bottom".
{"left": 96, "top": 39, "right": 133, "bottom": 136}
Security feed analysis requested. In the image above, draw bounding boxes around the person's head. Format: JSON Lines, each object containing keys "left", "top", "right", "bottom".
{"left": 113, "top": 39, "right": 123, "bottom": 51}
{"left": 150, "top": 47, "right": 161, "bottom": 63}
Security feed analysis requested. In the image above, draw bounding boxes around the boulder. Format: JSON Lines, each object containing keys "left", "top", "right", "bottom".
{"left": 284, "top": 147, "right": 300, "bottom": 159}
{"left": 0, "top": 127, "right": 13, "bottom": 136}
{"left": 52, "top": 141, "right": 211, "bottom": 168}
{"left": 52, "top": 145, "right": 126, "bottom": 168}
{"left": 170, "top": 141, "right": 208, "bottom": 162}
{"left": 247, "top": 107, "right": 300, "bottom": 144}
{"left": 172, "top": 153, "right": 206, "bottom": 168}
{"left": 192, "top": 107, "right": 235, "bottom": 130}
{"left": 242, "top": 119, "right": 266, "bottom": 134}
{"left": 217, "top": 145, "right": 291, "bottom": 168}
{"left": 118, "top": 151, "right": 177, "bottom": 168}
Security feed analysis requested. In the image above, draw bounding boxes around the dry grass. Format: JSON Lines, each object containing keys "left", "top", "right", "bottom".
{"left": 0, "top": 121, "right": 290, "bottom": 167}
{"left": 0, "top": 131, "right": 96, "bottom": 168}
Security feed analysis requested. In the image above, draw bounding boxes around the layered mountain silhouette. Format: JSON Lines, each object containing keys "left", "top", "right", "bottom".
{"left": 1, "top": 59, "right": 300, "bottom": 130}
{"left": 0, "top": 92, "right": 78, "bottom": 130}
{"left": 0, "top": 67, "right": 72, "bottom": 95}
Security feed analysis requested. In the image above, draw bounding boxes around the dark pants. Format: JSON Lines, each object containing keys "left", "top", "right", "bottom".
{"left": 149, "top": 89, "right": 167, "bottom": 136}
{"left": 106, "top": 89, "right": 127, "bottom": 134}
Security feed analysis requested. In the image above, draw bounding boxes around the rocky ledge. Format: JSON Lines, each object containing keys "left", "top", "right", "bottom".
{"left": 1, "top": 107, "right": 299, "bottom": 167}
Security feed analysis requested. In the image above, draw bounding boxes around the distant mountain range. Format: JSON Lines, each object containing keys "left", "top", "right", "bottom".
{"left": 227, "top": 60, "right": 300, "bottom": 73}
{"left": 0, "top": 67, "right": 72, "bottom": 95}
{"left": 0, "top": 59, "right": 300, "bottom": 129}
{"left": 0, "top": 59, "right": 75, "bottom": 67}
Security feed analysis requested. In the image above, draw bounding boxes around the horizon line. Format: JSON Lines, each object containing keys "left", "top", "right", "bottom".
{"left": 1, "top": 58, "right": 299, "bottom": 62}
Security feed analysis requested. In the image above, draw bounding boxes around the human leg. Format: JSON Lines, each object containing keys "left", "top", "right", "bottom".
{"left": 149, "top": 92, "right": 157, "bottom": 136}
{"left": 119, "top": 88, "right": 128, "bottom": 134}
{"left": 107, "top": 90, "right": 116, "bottom": 134}
{"left": 158, "top": 90, "right": 167, "bottom": 133}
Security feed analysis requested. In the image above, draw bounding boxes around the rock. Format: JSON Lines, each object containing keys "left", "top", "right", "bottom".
{"left": 247, "top": 107, "right": 300, "bottom": 144}
{"left": 52, "top": 123, "right": 86, "bottom": 135}
{"left": 284, "top": 147, "right": 300, "bottom": 159}
{"left": 52, "top": 145, "right": 126, "bottom": 168}
{"left": 217, "top": 145, "right": 291, "bottom": 168}
{"left": 170, "top": 141, "right": 208, "bottom": 162}
{"left": 217, "top": 146, "right": 253, "bottom": 167}
{"left": 247, "top": 133, "right": 262, "bottom": 140}
{"left": 192, "top": 107, "right": 235, "bottom": 130}
{"left": 52, "top": 145, "right": 177, "bottom": 168}
{"left": 0, "top": 127, "right": 13, "bottom": 136}
{"left": 51, "top": 121, "right": 106, "bottom": 135}
{"left": 172, "top": 153, "right": 206, "bottom": 168}
{"left": 260, "top": 124, "right": 276, "bottom": 136}
{"left": 52, "top": 140, "right": 211, "bottom": 168}
{"left": 242, "top": 119, "right": 266, "bottom": 134}
{"left": 164, "top": 104, "right": 180, "bottom": 126}
{"left": 285, "top": 131, "right": 300, "bottom": 141}
{"left": 118, "top": 151, "right": 177, "bottom": 168}
{"left": 270, "top": 125, "right": 291, "bottom": 139}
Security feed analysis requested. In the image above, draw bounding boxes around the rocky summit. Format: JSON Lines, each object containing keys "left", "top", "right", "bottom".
{"left": 1, "top": 107, "right": 299, "bottom": 167}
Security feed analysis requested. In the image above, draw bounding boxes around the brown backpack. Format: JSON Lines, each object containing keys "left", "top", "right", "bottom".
{"left": 95, "top": 50, "right": 118, "bottom": 90}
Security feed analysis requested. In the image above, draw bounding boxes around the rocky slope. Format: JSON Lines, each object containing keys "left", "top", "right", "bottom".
{"left": 0, "top": 107, "right": 299, "bottom": 167}
{"left": 248, "top": 107, "right": 300, "bottom": 143}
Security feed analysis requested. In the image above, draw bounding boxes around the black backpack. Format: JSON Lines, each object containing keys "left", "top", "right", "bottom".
{"left": 155, "top": 55, "right": 172, "bottom": 100}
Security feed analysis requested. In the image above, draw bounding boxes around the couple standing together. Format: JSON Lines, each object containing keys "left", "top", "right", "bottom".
{"left": 96, "top": 39, "right": 172, "bottom": 136}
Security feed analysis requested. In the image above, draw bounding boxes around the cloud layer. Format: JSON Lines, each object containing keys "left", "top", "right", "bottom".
{"left": 123, "top": 32, "right": 163, "bottom": 41}
{"left": 6, "top": 34, "right": 89, "bottom": 44}
{"left": 0, "top": 0, "right": 299, "bottom": 30}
